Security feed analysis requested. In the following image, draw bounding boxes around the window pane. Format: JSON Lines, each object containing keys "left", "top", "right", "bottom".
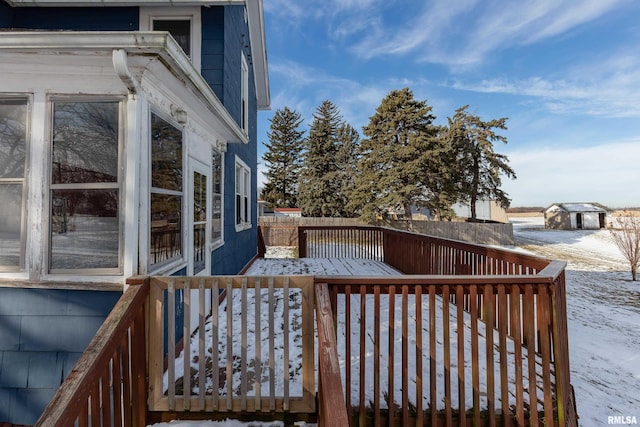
{"left": 50, "top": 189, "right": 119, "bottom": 270}
{"left": 150, "top": 193, "right": 182, "bottom": 266}
{"left": 212, "top": 150, "right": 222, "bottom": 194}
{"left": 151, "top": 113, "right": 183, "bottom": 191}
{"left": 212, "top": 194, "right": 222, "bottom": 241}
{"left": 193, "top": 223, "right": 205, "bottom": 274}
{"left": 193, "top": 171, "right": 206, "bottom": 222}
{"left": 52, "top": 102, "right": 119, "bottom": 184}
{"left": 0, "top": 184, "right": 22, "bottom": 267}
{"left": 154, "top": 19, "right": 191, "bottom": 57}
{"left": 0, "top": 99, "right": 27, "bottom": 178}
{"left": 236, "top": 194, "right": 241, "bottom": 224}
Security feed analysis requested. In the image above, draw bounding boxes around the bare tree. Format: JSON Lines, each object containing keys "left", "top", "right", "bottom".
{"left": 609, "top": 212, "right": 640, "bottom": 281}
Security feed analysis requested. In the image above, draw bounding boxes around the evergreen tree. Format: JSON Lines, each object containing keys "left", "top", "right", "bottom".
{"left": 298, "top": 100, "right": 343, "bottom": 217}
{"left": 446, "top": 105, "right": 516, "bottom": 220}
{"left": 334, "top": 123, "right": 360, "bottom": 218}
{"left": 260, "top": 107, "right": 305, "bottom": 208}
{"left": 351, "top": 88, "right": 445, "bottom": 221}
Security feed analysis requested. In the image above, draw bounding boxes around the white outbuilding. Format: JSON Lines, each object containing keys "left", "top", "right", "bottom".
{"left": 544, "top": 203, "right": 609, "bottom": 230}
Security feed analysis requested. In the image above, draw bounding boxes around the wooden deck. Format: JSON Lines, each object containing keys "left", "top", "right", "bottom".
{"left": 35, "top": 225, "right": 577, "bottom": 427}
{"left": 246, "top": 257, "right": 400, "bottom": 276}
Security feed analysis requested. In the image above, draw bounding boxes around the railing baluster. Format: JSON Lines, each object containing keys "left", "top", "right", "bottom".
{"left": 254, "top": 278, "right": 262, "bottom": 411}
{"left": 388, "top": 284, "right": 396, "bottom": 426}
{"left": 498, "top": 285, "right": 511, "bottom": 427}
{"left": 443, "top": 284, "right": 452, "bottom": 425}
{"left": 168, "top": 278, "right": 176, "bottom": 410}
{"left": 241, "top": 277, "right": 248, "bottom": 411}
{"left": 268, "top": 277, "right": 276, "bottom": 411}
{"left": 373, "top": 284, "right": 380, "bottom": 425}
{"left": 226, "top": 277, "right": 233, "bottom": 411}
{"left": 524, "top": 285, "right": 539, "bottom": 425}
{"left": 457, "top": 284, "right": 465, "bottom": 427}
{"left": 283, "top": 277, "right": 290, "bottom": 411}
{"left": 484, "top": 285, "right": 496, "bottom": 427}
{"left": 415, "top": 285, "right": 423, "bottom": 427}
{"left": 429, "top": 286, "right": 437, "bottom": 426}
{"left": 184, "top": 278, "right": 191, "bottom": 409}
{"left": 198, "top": 278, "right": 206, "bottom": 410}
{"left": 345, "top": 285, "right": 353, "bottom": 422}
{"left": 212, "top": 278, "right": 219, "bottom": 411}
{"left": 470, "top": 285, "right": 480, "bottom": 426}
{"left": 401, "top": 284, "right": 409, "bottom": 426}
{"left": 359, "top": 284, "right": 366, "bottom": 427}
{"left": 511, "top": 286, "right": 525, "bottom": 425}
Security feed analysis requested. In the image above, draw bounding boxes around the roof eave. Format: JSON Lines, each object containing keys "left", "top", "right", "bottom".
{"left": 0, "top": 31, "right": 248, "bottom": 143}
{"left": 4, "top": 0, "right": 270, "bottom": 110}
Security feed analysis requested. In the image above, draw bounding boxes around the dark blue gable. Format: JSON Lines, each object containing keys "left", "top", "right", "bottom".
{"left": 201, "top": 6, "right": 225, "bottom": 102}
{"left": 0, "top": 288, "right": 120, "bottom": 425}
{"left": 9, "top": 6, "right": 138, "bottom": 30}
{"left": 0, "top": 2, "right": 13, "bottom": 26}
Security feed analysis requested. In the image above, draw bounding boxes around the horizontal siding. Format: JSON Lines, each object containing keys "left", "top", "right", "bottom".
{"left": 201, "top": 6, "right": 225, "bottom": 101}
{"left": 0, "top": 289, "right": 119, "bottom": 425}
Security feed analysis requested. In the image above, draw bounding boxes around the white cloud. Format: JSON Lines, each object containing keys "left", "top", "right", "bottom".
{"left": 502, "top": 140, "right": 640, "bottom": 207}
{"left": 450, "top": 50, "right": 640, "bottom": 118}
{"left": 348, "top": 0, "right": 628, "bottom": 67}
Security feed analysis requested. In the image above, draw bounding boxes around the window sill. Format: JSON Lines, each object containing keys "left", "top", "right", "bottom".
{"left": 235, "top": 223, "right": 252, "bottom": 232}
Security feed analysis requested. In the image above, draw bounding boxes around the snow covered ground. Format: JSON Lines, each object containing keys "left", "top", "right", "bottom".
{"left": 512, "top": 216, "right": 640, "bottom": 426}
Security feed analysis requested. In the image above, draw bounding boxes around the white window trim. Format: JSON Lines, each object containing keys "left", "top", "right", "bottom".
{"left": 189, "top": 158, "right": 210, "bottom": 276}
{"left": 0, "top": 96, "right": 29, "bottom": 273}
{"left": 148, "top": 110, "right": 187, "bottom": 274}
{"left": 235, "top": 155, "right": 251, "bottom": 232}
{"left": 241, "top": 52, "right": 249, "bottom": 134}
{"left": 46, "top": 97, "right": 124, "bottom": 275}
{"left": 211, "top": 145, "right": 225, "bottom": 249}
{"left": 140, "top": 6, "right": 202, "bottom": 72}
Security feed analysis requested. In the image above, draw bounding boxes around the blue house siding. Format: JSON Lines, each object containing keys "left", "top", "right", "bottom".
{"left": 201, "top": 6, "right": 225, "bottom": 101}
{"left": 0, "top": 288, "right": 120, "bottom": 425}
{"left": 8, "top": 6, "right": 138, "bottom": 30}
{"left": 206, "top": 5, "right": 259, "bottom": 276}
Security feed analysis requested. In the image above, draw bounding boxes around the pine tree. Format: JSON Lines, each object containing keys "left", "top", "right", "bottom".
{"left": 446, "top": 105, "right": 516, "bottom": 220}
{"left": 298, "top": 100, "right": 343, "bottom": 217}
{"left": 351, "top": 88, "right": 444, "bottom": 221}
{"left": 334, "top": 123, "right": 360, "bottom": 218}
{"left": 260, "top": 107, "right": 305, "bottom": 208}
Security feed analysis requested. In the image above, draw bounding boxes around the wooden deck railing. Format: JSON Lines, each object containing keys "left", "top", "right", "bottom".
{"left": 35, "top": 225, "right": 575, "bottom": 426}
{"left": 146, "top": 276, "right": 316, "bottom": 416}
{"left": 298, "top": 225, "right": 549, "bottom": 275}
{"left": 317, "top": 272, "right": 575, "bottom": 426}
{"left": 34, "top": 278, "right": 149, "bottom": 427}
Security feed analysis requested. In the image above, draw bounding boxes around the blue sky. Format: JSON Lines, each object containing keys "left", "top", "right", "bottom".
{"left": 256, "top": 0, "right": 640, "bottom": 208}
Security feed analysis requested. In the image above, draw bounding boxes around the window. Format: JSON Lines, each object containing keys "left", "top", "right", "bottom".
{"left": 150, "top": 113, "right": 183, "bottom": 269}
{"left": 49, "top": 101, "right": 121, "bottom": 272}
{"left": 235, "top": 157, "right": 251, "bottom": 231}
{"left": 241, "top": 52, "right": 249, "bottom": 132}
{"left": 211, "top": 148, "right": 223, "bottom": 244}
{"left": 140, "top": 7, "right": 201, "bottom": 70}
{"left": 0, "top": 99, "right": 28, "bottom": 270}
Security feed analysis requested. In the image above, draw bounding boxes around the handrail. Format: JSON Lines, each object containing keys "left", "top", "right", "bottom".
{"left": 298, "top": 225, "right": 550, "bottom": 275}
{"left": 315, "top": 283, "right": 350, "bottom": 427}
{"left": 35, "top": 278, "right": 149, "bottom": 427}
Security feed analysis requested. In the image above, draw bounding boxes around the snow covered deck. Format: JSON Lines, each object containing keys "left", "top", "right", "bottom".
{"left": 245, "top": 256, "right": 400, "bottom": 276}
